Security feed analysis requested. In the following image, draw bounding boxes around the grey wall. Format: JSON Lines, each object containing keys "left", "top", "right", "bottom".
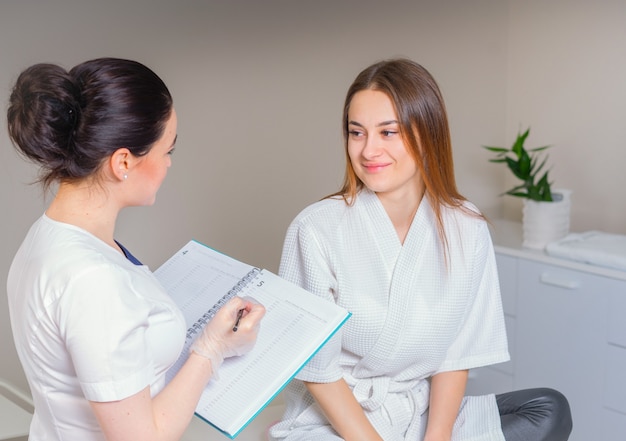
{"left": 0, "top": 0, "right": 623, "bottom": 394}
{"left": 503, "top": 0, "right": 626, "bottom": 228}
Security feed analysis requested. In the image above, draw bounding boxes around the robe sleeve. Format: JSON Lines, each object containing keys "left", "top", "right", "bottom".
{"left": 437, "top": 220, "right": 510, "bottom": 373}
{"left": 278, "top": 213, "right": 345, "bottom": 383}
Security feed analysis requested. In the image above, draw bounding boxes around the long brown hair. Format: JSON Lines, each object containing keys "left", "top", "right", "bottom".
{"left": 329, "top": 58, "right": 482, "bottom": 254}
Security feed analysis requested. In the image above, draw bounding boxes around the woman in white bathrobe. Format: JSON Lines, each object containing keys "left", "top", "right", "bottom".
{"left": 268, "top": 59, "right": 572, "bottom": 441}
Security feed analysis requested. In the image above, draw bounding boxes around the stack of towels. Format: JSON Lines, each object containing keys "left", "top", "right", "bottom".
{"left": 546, "top": 231, "right": 626, "bottom": 272}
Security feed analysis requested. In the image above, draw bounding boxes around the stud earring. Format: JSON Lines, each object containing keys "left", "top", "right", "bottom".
{"left": 123, "top": 174, "right": 128, "bottom": 180}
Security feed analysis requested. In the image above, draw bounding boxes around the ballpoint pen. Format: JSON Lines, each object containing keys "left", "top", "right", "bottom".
{"left": 232, "top": 308, "right": 245, "bottom": 332}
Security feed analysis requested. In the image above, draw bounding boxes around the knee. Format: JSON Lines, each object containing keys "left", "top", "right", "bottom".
{"left": 535, "top": 388, "right": 573, "bottom": 440}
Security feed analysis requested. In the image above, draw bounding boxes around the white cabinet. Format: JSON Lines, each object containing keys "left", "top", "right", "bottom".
{"left": 466, "top": 220, "right": 626, "bottom": 441}
{"left": 514, "top": 259, "right": 621, "bottom": 441}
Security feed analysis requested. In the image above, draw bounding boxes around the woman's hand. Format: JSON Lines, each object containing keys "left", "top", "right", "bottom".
{"left": 190, "top": 296, "right": 265, "bottom": 375}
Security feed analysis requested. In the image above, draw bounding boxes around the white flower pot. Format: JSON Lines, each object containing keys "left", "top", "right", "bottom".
{"left": 522, "top": 189, "right": 572, "bottom": 250}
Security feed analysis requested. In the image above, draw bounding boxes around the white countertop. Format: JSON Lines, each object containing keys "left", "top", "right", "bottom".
{"left": 490, "top": 219, "right": 626, "bottom": 281}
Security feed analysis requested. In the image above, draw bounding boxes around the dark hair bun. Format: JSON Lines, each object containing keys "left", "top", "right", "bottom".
{"left": 7, "top": 63, "right": 82, "bottom": 173}
{"left": 7, "top": 58, "right": 172, "bottom": 188}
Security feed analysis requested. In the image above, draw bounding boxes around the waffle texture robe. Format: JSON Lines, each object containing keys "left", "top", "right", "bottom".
{"left": 269, "top": 190, "right": 509, "bottom": 441}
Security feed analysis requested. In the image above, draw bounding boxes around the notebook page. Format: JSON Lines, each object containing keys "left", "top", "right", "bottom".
{"left": 195, "top": 270, "right": 348, "bottom": 436}
{"left": 156, "top": 241, "right": 255, "bottom": 382}
{"left": 155, "top": 241, "right": 253, "bottom": 328}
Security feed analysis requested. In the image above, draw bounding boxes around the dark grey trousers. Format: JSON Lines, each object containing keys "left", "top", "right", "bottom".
{"left": 497, "top": 388, "right": 573, "bottom": 441}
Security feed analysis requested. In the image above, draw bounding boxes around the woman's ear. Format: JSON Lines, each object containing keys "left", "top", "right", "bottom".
{"left": 109, "top": 148, "right": 132, "bottom": 182}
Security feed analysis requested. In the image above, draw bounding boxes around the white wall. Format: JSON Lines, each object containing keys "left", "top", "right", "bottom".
{"left": 0, "top": 0, "right": 623, "bottom": 395}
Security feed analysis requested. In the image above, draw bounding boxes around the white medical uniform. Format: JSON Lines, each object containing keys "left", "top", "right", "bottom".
{"left": 7, "top": 215, "right": 186, "bottom": 441}
{"left": 269, "top": 190, "right": 509, "bottom": 441}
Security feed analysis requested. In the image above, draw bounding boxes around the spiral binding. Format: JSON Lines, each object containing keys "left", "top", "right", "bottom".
{"left": 186, "top": 267, "right": 261, "bottom": 340}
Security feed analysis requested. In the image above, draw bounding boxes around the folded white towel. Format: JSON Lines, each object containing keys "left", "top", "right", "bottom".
{"left": 546, "top": 231, "right": 626, "bottom": 272}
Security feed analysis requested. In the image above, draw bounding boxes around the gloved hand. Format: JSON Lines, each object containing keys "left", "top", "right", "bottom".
{"left": 190, "top": 296, "right": 265, "bottom": 377}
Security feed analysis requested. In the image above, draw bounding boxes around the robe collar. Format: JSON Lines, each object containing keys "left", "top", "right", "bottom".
{"left": 352, "top": 189, "right": 438, "bottom": 370}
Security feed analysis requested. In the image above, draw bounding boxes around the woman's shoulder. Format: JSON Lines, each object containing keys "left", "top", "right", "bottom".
{"left": 25, "top": 215, "right": 131, "bottom": 276}
{"left": 440, "top": 199, "right": 491, "bottom": 239}
{"left": 290, "top": 196, "right": 349, "bottom": 227}
{"left": 282, "top": 197, "right": 356, "bottom": 248}
{"left": 440, "top": 199, "right": 485, "bottom": 222}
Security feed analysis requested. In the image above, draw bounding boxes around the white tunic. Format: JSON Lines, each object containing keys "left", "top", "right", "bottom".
{"left": 269, "top": 190, "right": 509, "bottom": 441}
{"left": 7, "top": 215, "right": 186, "bottom": 441}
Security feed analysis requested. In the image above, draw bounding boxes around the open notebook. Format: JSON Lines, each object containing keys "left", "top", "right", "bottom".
{"left": 155, "top": 240, "right": 351, "bottom": 439}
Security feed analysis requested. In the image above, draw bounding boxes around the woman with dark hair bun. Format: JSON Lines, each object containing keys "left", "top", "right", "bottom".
{"left": 6, "top": 58, "right": 265, "bottom": 441}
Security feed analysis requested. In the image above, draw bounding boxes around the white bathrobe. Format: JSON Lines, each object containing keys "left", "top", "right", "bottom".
{"left": 269, "top": 189, "right": 509, "bottom": 441}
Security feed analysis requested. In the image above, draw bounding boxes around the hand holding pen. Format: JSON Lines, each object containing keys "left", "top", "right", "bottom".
{"left": 190, "top": 296, "right": 265, "bottom": 376}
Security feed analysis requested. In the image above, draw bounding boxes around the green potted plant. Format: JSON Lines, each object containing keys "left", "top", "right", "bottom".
{"left": 482, "top": 128, "right": 553, "bottom": 201}
{"left": 483, "top": 128, "right": 571, "bottom": 250}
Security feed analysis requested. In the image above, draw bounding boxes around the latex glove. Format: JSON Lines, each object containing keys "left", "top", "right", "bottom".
{"left": 190, "top": 296, "right": 265, "bottom": 377}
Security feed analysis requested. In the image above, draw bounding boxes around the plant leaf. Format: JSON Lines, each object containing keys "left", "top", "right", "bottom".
{"left": 536, "top": 172, "right": 553, "bottom": 201}
{"left": 505, "top": 157, "right": 524, "bottom": 179}
{"left": 512, "top": 128, "right": 530, "bottom": 157}
{"left": 481, "top": 126, "right": 556, "bottom": 201}
{"left": 483, "top": 146, "right": 509, "bottom": 153}
{"left": 529, "top": 145, "right": 551, "bottom": 152}
{"left": 518, "top": 150, "right": 531, "bottom": 179}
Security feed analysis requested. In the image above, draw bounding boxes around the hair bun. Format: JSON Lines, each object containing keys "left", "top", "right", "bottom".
{"left": 7, "top": 63, "right": 82, "bottom": 168}
{"left": 8, "top": 57, "right": 172, "bottom": 188}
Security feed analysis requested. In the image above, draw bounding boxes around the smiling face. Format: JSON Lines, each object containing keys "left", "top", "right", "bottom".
{"left": 347, "top": 90, "right": 424, "bottom": 205}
